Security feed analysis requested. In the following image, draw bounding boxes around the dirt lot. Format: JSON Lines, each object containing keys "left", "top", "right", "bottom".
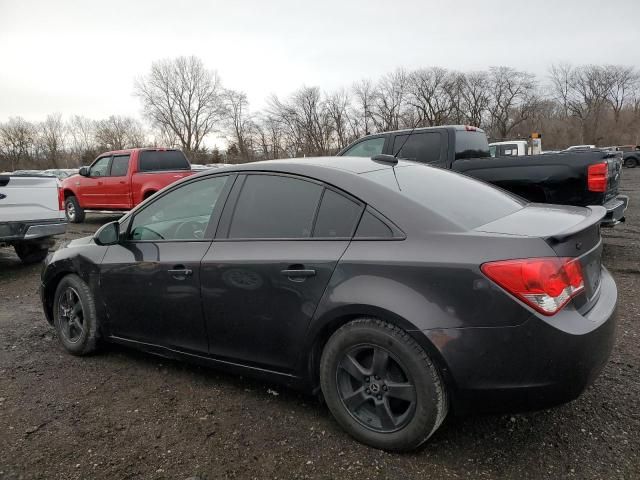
{"left": 1, "top": 171, "right": 638, "bottom": 480}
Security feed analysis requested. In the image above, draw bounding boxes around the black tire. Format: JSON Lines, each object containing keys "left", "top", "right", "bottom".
{"left": 14, "top": 243, "right": 49, "bottom": 264}
{"left": 624, "top": 157, "right": 637, "bottom": 168}
{"left": 320, "top": 318, "right": 448, "bottom": 451}
{"left": 53, "top": 274, "right": 98, "bottom": 356}
{"left": 65, "top": 195, "right": 85, "bottom": 223}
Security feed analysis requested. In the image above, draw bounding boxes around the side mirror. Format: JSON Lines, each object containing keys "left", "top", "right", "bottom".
{"left": 79, "top": 167, "right": 89, "bottom": 177}
{"left": 93, "top": 221, "right": 120, "bottom": 246}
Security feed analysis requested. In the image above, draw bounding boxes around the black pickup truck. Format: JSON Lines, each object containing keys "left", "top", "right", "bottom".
{"left": 338, "top": 125, "right": 628, "bottom": 226}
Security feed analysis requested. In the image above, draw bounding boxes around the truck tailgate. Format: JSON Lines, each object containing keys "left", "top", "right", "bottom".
{"left": 0, "top": 176, "right": 65, "bottom": 222}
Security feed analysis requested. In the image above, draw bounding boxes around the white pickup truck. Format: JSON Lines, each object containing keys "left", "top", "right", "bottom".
{"left": 0, "top": 174, "right": 66, "bottom": 264}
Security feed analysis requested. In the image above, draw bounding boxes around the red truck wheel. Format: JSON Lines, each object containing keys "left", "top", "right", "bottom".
{"left": 65, "top": 196, "right": 86, "bottom": 223}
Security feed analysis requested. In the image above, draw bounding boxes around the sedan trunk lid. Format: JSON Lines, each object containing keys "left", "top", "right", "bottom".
{"left": 475, "top": 203, "right": 605, "bottom": 311}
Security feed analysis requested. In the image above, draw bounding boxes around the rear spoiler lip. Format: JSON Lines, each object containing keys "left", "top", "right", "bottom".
{"left": 547, "top": 205, "right": 606, "bottom": 243}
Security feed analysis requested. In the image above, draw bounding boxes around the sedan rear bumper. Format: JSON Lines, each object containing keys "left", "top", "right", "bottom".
{"left": 426, "top": 267, "right": 617, "bottom": 414}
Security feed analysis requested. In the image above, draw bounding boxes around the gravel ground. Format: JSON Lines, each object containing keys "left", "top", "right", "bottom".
{"left": 0, "top": 170, "right": 638, "bottom": 480}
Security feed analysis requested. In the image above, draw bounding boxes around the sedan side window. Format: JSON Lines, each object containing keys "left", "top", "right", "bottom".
{"left": 129, "top": 176, "right": 229, "bottom": 241}
{"left": 228, "top": 175, "right": 323, "bottom": 239}
{"left": 313, "top": 189, "right": 363, "bottom": 238}
{"left": 342, "top": 137, "right": 385, "bottom": 157}
{"left": 90, "top": 157, "right": 111, "bottom": 177}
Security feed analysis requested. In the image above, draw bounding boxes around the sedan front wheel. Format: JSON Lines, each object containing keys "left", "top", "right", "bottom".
{"left": 53, "top": 274, "right": 98, "bottom": 355}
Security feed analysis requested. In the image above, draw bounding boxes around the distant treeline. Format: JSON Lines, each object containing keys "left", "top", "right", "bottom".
{"left": 1, "top": 57, "right": 639, "bottom": 171}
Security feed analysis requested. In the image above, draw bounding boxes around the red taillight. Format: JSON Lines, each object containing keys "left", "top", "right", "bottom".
{"left": 481, "top": 257, "right": 585, "bottom": 315}
{"left": 588, "top": 162, "right": 608, "bottom": 192}
{"left": 58, "top": 185, "right": 65, "bottom": 211}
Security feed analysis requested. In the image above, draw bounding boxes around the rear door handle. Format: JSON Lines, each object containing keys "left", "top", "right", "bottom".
{"left": 168, "top": 266, "right": 193, "bottom": 279}
{"left": 281, "top": 268, "right": 316, "bottom": 280}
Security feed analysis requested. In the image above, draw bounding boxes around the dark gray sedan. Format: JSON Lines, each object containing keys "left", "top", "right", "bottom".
{"left": 40, "top": 156, "right": 617, "bottom": 451}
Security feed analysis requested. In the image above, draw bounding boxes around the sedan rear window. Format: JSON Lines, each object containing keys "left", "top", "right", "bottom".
{"left": 139, "top": 150, "right": 190, "bottom": 172}
{"left": 363, "top": 166, "right": 524, "bottom": 229}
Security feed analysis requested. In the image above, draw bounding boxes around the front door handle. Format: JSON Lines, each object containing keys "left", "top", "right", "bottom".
{"left": 281, "top": 267, "right": 316, "bottom": 281}
{"left": 168, "top": 266, "right": 193, "bottom": 279}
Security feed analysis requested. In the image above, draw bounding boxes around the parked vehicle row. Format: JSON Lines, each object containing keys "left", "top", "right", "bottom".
{"left": 0, "top": 174, "right": 66, "bottom": 263}
{"left": 604, "top": 145, "right": 640, "bottom": 168}
{"left": 339, "top": 125, "right": 628, "bottom": 226}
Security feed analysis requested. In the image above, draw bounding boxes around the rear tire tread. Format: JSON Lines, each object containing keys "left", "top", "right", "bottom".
{"left": 320, "top": 318, "right": 448, "bottom": 451}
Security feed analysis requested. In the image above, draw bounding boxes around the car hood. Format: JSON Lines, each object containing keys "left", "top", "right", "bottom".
{"left": 65, "top": 235, "right": 95, "bottom": 248}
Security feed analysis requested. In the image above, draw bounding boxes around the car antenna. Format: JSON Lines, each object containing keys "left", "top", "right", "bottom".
{"left": 371, "top": 121, "right": 419, "bottom": 166}
{"left": 371, "top": 122, "right": 419, "bottom": 190}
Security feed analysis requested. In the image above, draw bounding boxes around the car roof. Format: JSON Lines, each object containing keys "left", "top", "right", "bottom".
{"left": 99, "top": 147, "right": 181, "bottom": 156}
{"left": 192, "top": 156, "right": 425, "bottom": 178}
{"left": 348, "top": 125, "right": 485, "bottom": 139}
{"left": 186, "top": 156, "right": 470, "bottom": 234}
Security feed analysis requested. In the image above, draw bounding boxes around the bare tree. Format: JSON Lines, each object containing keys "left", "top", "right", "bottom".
{"left": 550, "top": 64, "right": 611, "bottom": 143}
{"left": 605, "top": 65, "right": 639, "bottom": 124}
{"left": 458, "top": 71, "right": 491, "bottom": 127}
{"left": 487, "top": 66, "right": 539, "bottom": 139}
{"left": 267, "top": 86, "right": 334, "bottom": 157}
{"left": 222, "top": 89, "right": 255, "bottom": 162}
{"left": 134, "top": 56, "right": 224, "bottom": 153}
{"left": 408, "top": 67, "right": 457, "bottom": 127}
{"left": 0, "top": 117, "right": 36, "bottom": 171}
{"left": 37, "top": 113, "right": 67, "bottom": 168}
{"left": 254, "top": 114, "right": 284, "bottom": 160}
{"left": 67, "top": 115, "right": 98, "bottom": 164}
{"left": 371, "top": 69, "right": 409, "bottom": 131}
{"left": 352, "top": 79, "right": 376, "bottom": 136}
{"left": 325, "top": 89, "right": 354, "bottom": 150}
{"left": 95, "top": 116, "right": 145, "bottom": 151}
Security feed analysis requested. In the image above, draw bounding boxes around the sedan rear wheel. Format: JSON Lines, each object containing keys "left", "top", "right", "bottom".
{"left": 624, "top": 157, "right": 637, "bottom": 168}
{"left": 320, "top": 318, "right": 448, "bottom": 451}
{"left": 53, "top": 274, "right": 98, "bottom": 355}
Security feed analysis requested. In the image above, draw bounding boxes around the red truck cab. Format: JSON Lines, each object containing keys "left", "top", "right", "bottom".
{"left": 62, "top": 148, "right": 194, "bottom": 223}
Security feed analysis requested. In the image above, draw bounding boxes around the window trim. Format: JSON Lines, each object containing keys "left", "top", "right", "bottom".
{"left": 311, "top": 186, "right": 365, "bottom": 239}
{"left": 109, "top": 154, "right": 131, "bottom": 177}
{"left": 352, "top": 206, "right": 406, "bottom": 241}
{"left": 123, "top": 173, "right": 236, "bottom": 243}
{"left": 390, "top": 131, "right": 447, "bottom": 165}
{"left": 340, "top": 135, "right": 388, "bottom": 157}
{"left": 137, "top": 149, "right": 191, "bottom": 173}
{"left": 89, "top": 156, "right": 112, "bottom": 177}
{"left": 215, "top": 172, "right": 367, "bottom": 242}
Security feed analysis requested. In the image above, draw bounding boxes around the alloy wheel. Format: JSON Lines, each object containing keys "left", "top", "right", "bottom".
{"left": 57, "top": 287, "right": 85, "bottom": 343}
{"left": 66, "top": 201, "right": 75, "bottom": 221}
{"left": 336, "top": 344, "right": 417, "bottom": 433}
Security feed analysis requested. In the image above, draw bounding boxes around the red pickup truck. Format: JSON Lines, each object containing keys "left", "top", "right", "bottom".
{"left": 62, "top": 148, "right": 194, "bottom": 223}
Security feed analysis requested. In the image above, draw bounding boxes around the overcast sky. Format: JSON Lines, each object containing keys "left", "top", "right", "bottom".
{"left": 1, "top": 0, "right": 638, "bottom": 123}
